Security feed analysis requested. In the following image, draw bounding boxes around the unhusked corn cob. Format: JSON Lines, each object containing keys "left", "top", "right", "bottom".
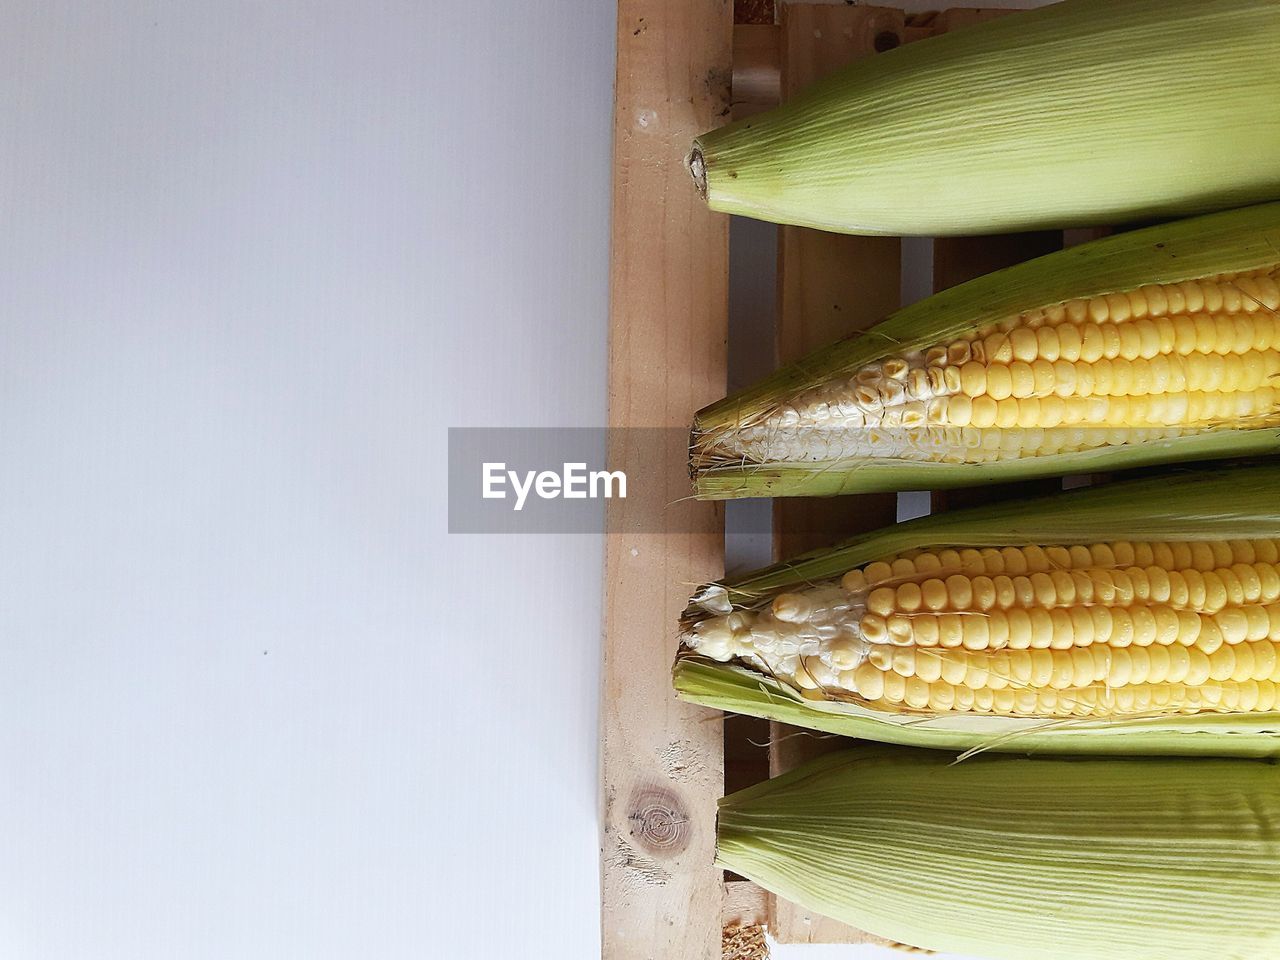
{"left": 691, "top": 203, "right": 1280, "bottom": 498}
{"left": 691, "top": 0, "right": 1280, "bottom": 236}
{"left": 674, "top": 467, "right": 1280, "bottom": 755}
{"left": 686, "top": 538, "right": 1280, "bottom": 720}
{"left": 716, "top": 748, "right": 1280, "bottom": 960}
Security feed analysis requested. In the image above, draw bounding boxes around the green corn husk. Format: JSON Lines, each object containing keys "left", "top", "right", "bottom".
{"left": 674, "top": 465, "right": 1280, "bottom": 757}
{"left": 691, "top": 202, "right": 1280, "bottom": 498}
{"left": 717, "top": 746, "right": 1280, "bottom": 960}
{"left": 690, "top": 0, "right": 1280, "bottom": 236}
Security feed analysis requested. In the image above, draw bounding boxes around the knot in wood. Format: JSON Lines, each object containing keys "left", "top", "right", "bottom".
{"left": 627, "top": 785, "right": 690, "bottom": 856}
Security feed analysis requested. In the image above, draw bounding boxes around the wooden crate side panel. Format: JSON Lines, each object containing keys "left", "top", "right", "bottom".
{"left": 601, "top": 1, "right": 732, "bottom": 958}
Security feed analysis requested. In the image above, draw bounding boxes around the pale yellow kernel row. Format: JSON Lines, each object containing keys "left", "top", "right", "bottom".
{"left": 864, "top": 562, "right": 1280, "bottom": 620}
{"left": 1027, "top": 273, "right": 1279, "bottom": 328}
{"left": 1052, "top": 274, "right": 1280, "bottom": 325}
{"left": 956, "top": 390, "right": 1277, "bottom": 431}
{"left": 864, "top": 602, "right": 1280, "bottom": 653}
{"left": 953, "top": 313, "right": 1280, "bottom": 370}
{"left": 951, "top": 351, "right": 1280, "bottom": 402}
{"left": 858, "top": 638, "right": 1280, "bottom": 695}
{"left": 843, "top": 540, "right": 1280, "bottom": 595}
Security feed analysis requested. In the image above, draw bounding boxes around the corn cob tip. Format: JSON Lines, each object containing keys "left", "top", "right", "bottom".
{"left": 686, "top": 424, "right": 704, "bottom": 481}
{"left": 686, "top": 145, "right": 708, "bottom": 200}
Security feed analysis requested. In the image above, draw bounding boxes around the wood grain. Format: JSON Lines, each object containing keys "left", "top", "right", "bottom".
{"left": 723, "top": 878, "right": 771, "bottom": 928}
{"left": 601, "top": 1, "right": 732, "bottom": 957}
{"left": 731, "top": 24, "right": 781, "bottom": 120}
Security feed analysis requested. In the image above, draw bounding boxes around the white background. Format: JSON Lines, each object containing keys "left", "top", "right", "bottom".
{"left": 0, "top": 2, "right": 1049, "bottom": 958}
{"left": 1, "top": 2, "right": 610, "bottom": 958}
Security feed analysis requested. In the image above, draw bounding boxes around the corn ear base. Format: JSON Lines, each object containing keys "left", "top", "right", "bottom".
{"left": 691, "top": 0, "right": 1280, "bottom": 236}
{"left": 691, "top": 202, "right": 1280, "bottom": 498}
{"left": 674, "top": 465, "right": 1280, "bottom": 756}
{"left": 717, "top": 747, "right": 1280, "bottom": 960}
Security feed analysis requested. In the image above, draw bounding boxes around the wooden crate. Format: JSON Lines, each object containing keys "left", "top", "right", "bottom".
{"left": 602, "top": 3, "right": 1078, "bottom": 957}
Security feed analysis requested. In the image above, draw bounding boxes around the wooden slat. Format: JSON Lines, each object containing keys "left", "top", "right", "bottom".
{"left": 769, "top": 5, "right": 908, "bottom": 945}
{"left": 719, "top": 23, "right": 785, "bottom": 939}
{"left": 731, "top": 24, "right": 782, "bottom": 120}
{"left": 933, "top": 230, "right": 1063, "bottom": 294}
{"left": 722, "top": 878, "right": 771, "bottom": 928}
{"left": 723, "top": 713, "right": 771, "bottom": 796}
{"left": 765, "top": 4, "right": 1055, "bottom": 945}
{"left": 601, "top": 0, "right": 732, "bottom": 957}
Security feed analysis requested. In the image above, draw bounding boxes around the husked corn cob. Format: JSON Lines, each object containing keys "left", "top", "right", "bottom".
{"left": 691, "top": 0, "right": 1280, "bottom": 236}
{"left": 729, "top": 269, "right": 1280, "bottom": 464}
{"left": 692, "top": 203, "right": 1280, "bottom": 497}
{"left": 674, "top": 467, "right": 1280, "bottom": 756}
{"left": 689, "top": 537, "right": 1280, "bottom": 720}
{"left": 716, "top": 748, "right": 1280, "bottom": 960}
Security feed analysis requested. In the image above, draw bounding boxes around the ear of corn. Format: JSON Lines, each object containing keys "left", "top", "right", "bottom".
{"left": 717, "top": 746, "right": 1280, "bottom": 960}
{"left": 692, "top": 202, "right": 1280, "bottom": 498}
{"left": 674, "top": 465, "right": 1280, "bottom": 756}
{"left": 690, "top": 0, "right": 1280, "bottom": 236}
